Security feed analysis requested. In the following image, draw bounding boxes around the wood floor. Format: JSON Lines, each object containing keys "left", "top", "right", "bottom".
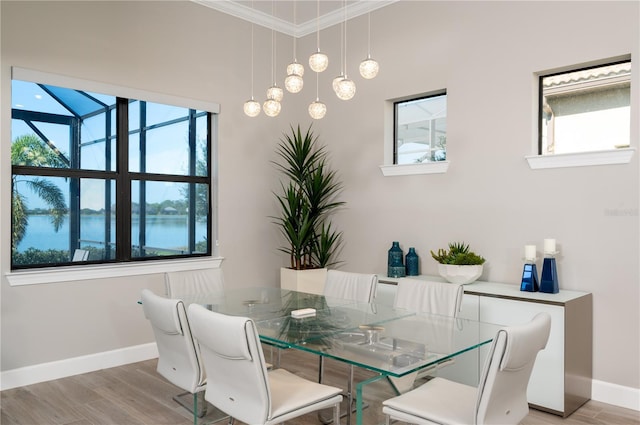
{"left": 2, "top": 347, "right": 639, "bottom": 425}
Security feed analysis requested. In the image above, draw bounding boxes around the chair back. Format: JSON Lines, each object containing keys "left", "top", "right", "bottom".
{"left": 475, "top": 312, "right": 551, "bottom": 424}
{"left": 188, "top": 304, "right": 271, "bottom": 424}
{"left": 72, "top": 249, "right": 89, "bottom": 261}
{"left": 394, "top": 278, "right": 463, "bottom": 317}
{"left": 165, "top": 268, "right": 225, "bottom": 298}
{"left": 324, "top": 270, "right": 378, "bottom": 303}
{"left": 141, "top": 289, "right": 205, "bottom": 394}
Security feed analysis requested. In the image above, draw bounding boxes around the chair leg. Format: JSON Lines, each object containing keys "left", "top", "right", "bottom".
{"left": 192, "top": 393, "right": 198, "bottom": 425}
{"left": 318, "top": 356, "right": 325, "bottom": 383}
{"left": 193, "top": 391, "right": 208, "bottom": 419}
{"left": 385, "top": 414, "right": 391, "bottom": 425}
{"left": 334, "top": 401, "right": 341, "bottom": 425}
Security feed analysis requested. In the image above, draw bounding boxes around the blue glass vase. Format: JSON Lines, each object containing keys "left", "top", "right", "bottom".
{"left": 520, "top": 263, "right": 539, "bottom": 292}
{"left": 388, "top": 241, "right": 405, "bottom": 278}
{"left": 405, "top": 247, "right": 419, "bottom": 276}
{"left": 540, "top": 257, "right": 559, "bottom": 293}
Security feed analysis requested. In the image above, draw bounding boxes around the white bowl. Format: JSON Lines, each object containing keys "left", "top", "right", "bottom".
{"left": 438, "top": 264, "right": 483, "bottom": 284}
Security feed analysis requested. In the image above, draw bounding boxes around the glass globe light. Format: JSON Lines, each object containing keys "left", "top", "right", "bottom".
{"left": 243, "top": 98, "right": 261, "bottom": 117}
{"left": 359, "top": 56, "right": 380, "bottom": 79}
{"left": 287, "top": 61, "right": 304, "bottom": 77}
{"left": 335, "top": 77, "right": 356, "bottom": 100}
{"left": 332, "top": 74, "right": 345, "bottom": 94}
{"left": 309, "top": 50, "right": 329, "bottom": 73}
{"left": 285, "top": 73, "right": 304, "bottom": 93}
{"left": 308, "top": 99, "right": 326, "bottom": 119}
{"left": 266, "top": 85, "right": 284, "bottom": 102}
{"left": 263, "top": 99, "right": 281, "bottom": 117}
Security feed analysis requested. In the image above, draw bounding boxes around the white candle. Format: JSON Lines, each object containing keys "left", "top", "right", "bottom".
{"left": 544, "top": 238, "right": 556, "bottom": 254}
{"left": 525, "top": 245, "right": 537, "bottom": 261}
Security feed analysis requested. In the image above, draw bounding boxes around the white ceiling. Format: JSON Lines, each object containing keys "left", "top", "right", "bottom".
{"left": 192, "top": 0, "right": 397, "bottom": 37}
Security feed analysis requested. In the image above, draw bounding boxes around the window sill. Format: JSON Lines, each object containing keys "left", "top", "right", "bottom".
{"left": 380, "top": 161, "right": 450, "bottom": 176}
{"left": 525, "top": 148, "right": 635, "bottom": 170}
{"left": 6, "top": 257, "right": 224, "bottom": 286}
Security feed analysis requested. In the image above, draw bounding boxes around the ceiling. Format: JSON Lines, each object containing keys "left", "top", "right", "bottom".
{"left": 192, "top": 0, "right": 397, "bottom": 37}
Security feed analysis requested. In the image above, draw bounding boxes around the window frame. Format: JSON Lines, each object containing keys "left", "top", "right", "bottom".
{"left": 527, "top": 57, "right": 635, "bottom": 170}
{"left": 8, "top": 67, "right": 220, "bottom": 277}
{"left": 381, "top": 90, "right": 450, "bottom": 177}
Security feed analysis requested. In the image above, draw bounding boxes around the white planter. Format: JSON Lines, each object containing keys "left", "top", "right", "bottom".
{"left": 280, "top": 267, "right": 327, "bottom": 295}
{"left": 438, "top": 264, "right": 483, "bottom": 284}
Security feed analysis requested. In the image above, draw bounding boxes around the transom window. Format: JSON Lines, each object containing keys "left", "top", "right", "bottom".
{"left": 394, "top": 92, "right": 447, "bottom": 165}
{"left": 539, "top": 60, "right": 631, "bottom": 155}
{"left": 11, "top": 78, "right": 215, "bottom": 269}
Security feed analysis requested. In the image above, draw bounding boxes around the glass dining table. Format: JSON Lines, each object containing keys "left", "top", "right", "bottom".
{"left": 182, "top": 287, "right": 500, "bottom": 425}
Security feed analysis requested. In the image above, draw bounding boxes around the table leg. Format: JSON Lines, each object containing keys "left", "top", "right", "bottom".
{"left": 346, "top": 365, "right": 354, "bottom": 425}
{"left": 319, "top": 356, "right": 325, "bottom": 383}
{"left": 356, "top": 374, "right": 387, "bottom": 425}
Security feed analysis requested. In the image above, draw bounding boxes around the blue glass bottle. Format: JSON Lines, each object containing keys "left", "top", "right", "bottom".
{"left": 540, "top": 257, "right": 559, "bottom": 293}
{"left": 387, "top": 241, "right": 405, "bottom": 277}
{"left": 405, "top": 247, "right": 419, "bottom": 276}
{"left": 520, "top": 263, "right": 539, "bottom": 292}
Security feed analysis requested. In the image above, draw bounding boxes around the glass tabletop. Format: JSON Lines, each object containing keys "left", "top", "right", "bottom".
{"left": 182, "top": 287, "right": 353, "bottom": 321}
{"left": 183, "top": 287, "right": 500, "bottom": 378}
{"left": 282, "top": 310, "right": 499, "bottom": 377}
{"left": 255, "top": 301, "right": 416, "bottom": 347}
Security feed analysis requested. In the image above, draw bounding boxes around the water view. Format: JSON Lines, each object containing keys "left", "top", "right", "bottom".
{"left": 17, "top": 214, "right": 207, "bottom": 252}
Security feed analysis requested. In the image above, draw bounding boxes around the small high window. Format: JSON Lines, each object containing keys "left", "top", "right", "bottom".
{"left": 394, "top": 92, "right": 447, "bottom": 165}
{"left": 539, "top": 60, "right": 631, "bottom": 155}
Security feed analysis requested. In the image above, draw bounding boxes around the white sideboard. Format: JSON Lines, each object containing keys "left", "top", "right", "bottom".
{"left": 377, "top": 275, "right": 592, "bottom": 417}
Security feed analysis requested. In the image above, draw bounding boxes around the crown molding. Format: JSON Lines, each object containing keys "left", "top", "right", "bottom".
{"left": 192, "top": 0, "right": 397, "bottom": 37}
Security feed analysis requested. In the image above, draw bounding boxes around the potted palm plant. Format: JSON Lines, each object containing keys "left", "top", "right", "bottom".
{"left": 272, "top": 124, "right": 344, "bottom": 294}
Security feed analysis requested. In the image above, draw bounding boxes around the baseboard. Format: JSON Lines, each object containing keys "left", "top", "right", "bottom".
{"left": 592, "top": 379, "right": 640, "bottom": 411}
{"left": 0, "top": 343, "right": 158, "bottom": 391}
{"left": 2, "top": 346, "right": 638, "bottom": 414}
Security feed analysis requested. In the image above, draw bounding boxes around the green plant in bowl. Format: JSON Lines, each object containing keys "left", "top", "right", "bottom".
{"left": 431, "top": 242, "right": 486, "bottom": 284}
{"left": 430, "top": 242, "right": 485, "bottom": 265}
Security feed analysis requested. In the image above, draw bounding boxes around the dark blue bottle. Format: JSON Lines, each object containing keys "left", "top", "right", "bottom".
{"left": 520, "top": 263, "right": 539, "bottom": 292}
{"left": 405, "top": 247, "right": 419, "bottom": 276}
{"left": 387, "top": 242, "right": 405, "bottom": 277}
{"left": 540, "top": 257, "right": 559, "bottom": 293}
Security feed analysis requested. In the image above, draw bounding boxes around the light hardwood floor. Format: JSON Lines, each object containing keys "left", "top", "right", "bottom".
{"left": 2, "top": 348, "right": 638, "bottom": 425}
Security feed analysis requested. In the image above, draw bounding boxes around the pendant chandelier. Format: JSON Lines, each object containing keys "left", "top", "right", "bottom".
{"left": 359, "top": 12, "right": 380, "bottom": 79}
{"left": 243, "top": 2, "right": 261, "bottom": 117}
{"left": 334, "top": 0, "right": 355, "bottom": 101}
{"left": 332, "top": 19, "right": 345, "bottom": 94}
{"left": 263, "top": 2, "right": 282, "bottom": 117}
{"left": 309, "top": 71, "right": 326, "bottom": 120}
{"left": 308, "top": 0, "right": 328, "bottom": 73}
{"left": 243, "top": 1, "right": 380, "bottom": 118}
{"left": 285, "top": 1, "right": 304, "bottom": 94}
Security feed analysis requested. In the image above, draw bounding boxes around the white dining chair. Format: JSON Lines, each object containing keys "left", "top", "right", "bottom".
{"left": 140, "top": 289, "right": 228, "bottom": 424}
{"left": 72, "top": 248, "right": 89, "bottom": 261}
{"left": 393, "top": 278, "right": 463, "bottom": 316}
{"left": 165, "top": 268, "right": 225, "bottom": 298}
{"left": 323, "top": 269, "right": 378, "bottom": 303}
{"left": 187, "top": 304, "right": 343, "bottom": 425}
{"left": 382, "top": 312, "right": 551, "bottom": 425}
{"left": 388, "top": 278, "right": 465, "bottom": 394}
{"left": 322, "top": 270, "right": 378, "bottom": 421}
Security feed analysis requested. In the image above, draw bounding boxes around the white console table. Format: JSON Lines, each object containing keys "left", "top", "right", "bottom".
{"left": 377, "top": 275, "right": 592, "bottom": 417}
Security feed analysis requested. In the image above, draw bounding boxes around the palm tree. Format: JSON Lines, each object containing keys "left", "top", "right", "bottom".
{"left": 11, "top": 134, "right": 68, "bottom": 250}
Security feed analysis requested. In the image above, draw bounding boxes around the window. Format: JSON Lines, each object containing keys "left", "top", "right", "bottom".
{"left": 539, "top": 60, "right": 631, "bottom": 155}
{"left": 11, "top": 78, "right": 214, "bottom": 269}
{"left": 394, "top": 92, "right": 447, "bottom": 165}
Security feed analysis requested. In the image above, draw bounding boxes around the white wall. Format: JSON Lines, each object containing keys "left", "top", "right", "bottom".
{"left": 1, "top": 0, "right": 638, "bottom": 402}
